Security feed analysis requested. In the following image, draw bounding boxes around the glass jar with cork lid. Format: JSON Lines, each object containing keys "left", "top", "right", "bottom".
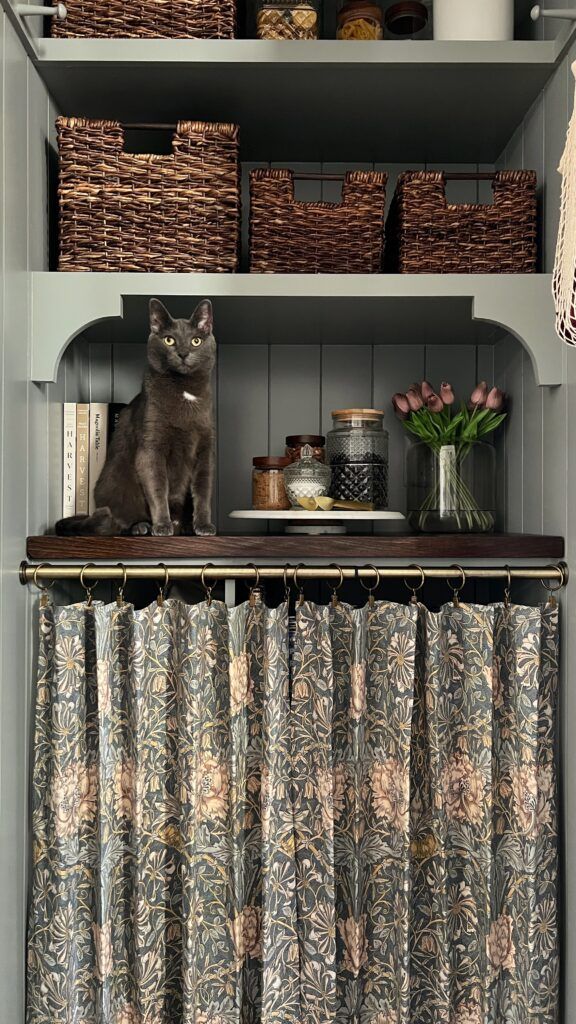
{"left": 337, "top": 0, "right": 383, "bottom": 38}
{"left": 326, "top": 409, "right": 388, "bottom": 507}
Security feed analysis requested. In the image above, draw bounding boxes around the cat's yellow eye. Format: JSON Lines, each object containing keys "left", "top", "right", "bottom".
{"left": 164, "top": 336, "right": 175, "bottom": 347}
{"left": 191, "top": 337, "right": 202, "bottom": 347}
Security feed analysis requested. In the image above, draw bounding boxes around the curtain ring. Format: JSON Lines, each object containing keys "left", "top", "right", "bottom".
{"left": 503, "top": 564, "right": 512, "bottom": 609}
{"left": 32, "top": 563, "right": 54, "bottom": 608}
{"left": 328, "top": 563, "right": 345, "bottom": 607}
{"left": 448, "top": 564, "right": 466, "bottom": 607}
{"left": 541, "top": 563, "right": 566, "bottom": 607}
{"left": 79, "top": 563, "right": 98, "bottom": 607}
{"left": 293, "top": 563, "right": 307, "bottom": 607}
{"left": 404, "top": 563, "right": 426, "bottom": 606}
{"left": 283, "top": 563, "right": 292, "bottom": 604}
{"left": 201, "top": 563, "right": 215, "bottom": 605}
{"left": 116, "top": 563, "right": 128, "bottom": 607}
{"left": 358, "top": 564, "right": 380, "bottom": 607}
{"left": 246, "top": 563, "right": 261, "bottom": 606}
{"left": 157, "top": 563, "right": 170, "bottom": 607}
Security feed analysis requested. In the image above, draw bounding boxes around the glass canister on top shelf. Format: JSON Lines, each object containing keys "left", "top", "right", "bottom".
{"left": 337, "top": 0, "right": 383, "bottom": 38}
{"left": 256, "top": 0, "right": 319, "bottom": 38}
{"left": 283, "top": 444, "right": 332, "bottom": 507}
{"left": 326, "top": 409, "right": 388, "bottom": 507}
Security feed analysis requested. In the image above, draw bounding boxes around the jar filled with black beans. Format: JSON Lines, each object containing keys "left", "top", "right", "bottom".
{"left": 326, "top": 409, "right": 388, "bottom": 508}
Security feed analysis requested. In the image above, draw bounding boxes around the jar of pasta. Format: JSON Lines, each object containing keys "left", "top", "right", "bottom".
{"left": 337, "top": 0, "right": 383, "bottom": 38}
{"left": 252, "top": 456, "right": 291, "bottom": 510}
{"left": 256, "top": 0, "right": 319, "bottom": 39}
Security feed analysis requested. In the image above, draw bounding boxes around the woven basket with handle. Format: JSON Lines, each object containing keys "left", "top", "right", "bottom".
{"left": 52, "top": 0, "right": 235, "bottom": 38}
{"left": 385, "top": 170, "right": 537, "bottom": 273}
{"left": 57, "top": 118, "right": 240, "bottom": 273}
{"left": 249, "top": 169, "right": 387, "bottom": 274}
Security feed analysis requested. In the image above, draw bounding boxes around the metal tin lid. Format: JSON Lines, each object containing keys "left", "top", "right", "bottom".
{"left": 253, "top": 456, "right": 291, "bottom": 468}
{"left": 331, "top": 408, "right": 385, "bottom": 420}
{"left": 285, "top": 434, "right": 326, "bottom": 447}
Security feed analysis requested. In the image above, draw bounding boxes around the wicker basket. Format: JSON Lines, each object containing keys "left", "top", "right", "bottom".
{"left": 385, "top": 170, "right": 537, "bottom": 273}
{"left": 57, "top": 118, "right": 240, "bottom": 273}
{"left": 52, "top": 0, "right": 235, "bottom": 38}
{"left": 249, "top": 169, "right": 387, "bottom": 273}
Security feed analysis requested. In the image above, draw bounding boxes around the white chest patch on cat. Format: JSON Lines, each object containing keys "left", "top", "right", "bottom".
{"left": 183, "top": 391, "right": 198, "bottom": 403}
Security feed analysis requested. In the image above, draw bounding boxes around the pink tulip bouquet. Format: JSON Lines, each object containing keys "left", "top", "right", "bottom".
{"left": 392, "top": 380, "right": 507, "bottom": 532}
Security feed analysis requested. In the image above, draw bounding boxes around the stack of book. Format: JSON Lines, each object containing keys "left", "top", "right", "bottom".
{"left": 62, "top": 403, "right": 125, "bottom": 517}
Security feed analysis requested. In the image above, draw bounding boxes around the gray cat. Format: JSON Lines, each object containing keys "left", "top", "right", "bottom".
{"left": 55, "top": 298, "right": 216, "bottom": 537}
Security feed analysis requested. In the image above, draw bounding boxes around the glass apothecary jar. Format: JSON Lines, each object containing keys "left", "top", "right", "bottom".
{"left": 407, "top": 441, "right": 496, "bottom": 533}
{"left": 252, "top": 456, "right": 291, "bottom": 511}
{"left": 256, "top": 0, "right": 319, "bottom": 39}
{"left": 326, "top": 409, "right": 388, "bottom": 507}
{"left": 337, "top": 0, "right": 383, "bottom": 38}
{"left": 283, "top": 444, "right": 332, "bottom": 507}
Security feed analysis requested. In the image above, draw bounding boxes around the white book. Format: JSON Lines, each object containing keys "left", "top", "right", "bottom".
{"left": 75, "top": 404, "right": 90, "bottom": 515}
{"left": 62, "top": 403, "right": 76, "bottom": 518}
{"left": 88, "top": 404, "right": 109, "bottom": 514}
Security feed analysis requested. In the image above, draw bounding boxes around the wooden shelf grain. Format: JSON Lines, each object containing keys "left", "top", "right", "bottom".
{"left": 26, "top": 534, "right": 565, "bottom": 561}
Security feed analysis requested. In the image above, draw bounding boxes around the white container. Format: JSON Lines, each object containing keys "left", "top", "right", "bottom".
{"left": 433, "top": 0, "right": 514, "bottom": 41}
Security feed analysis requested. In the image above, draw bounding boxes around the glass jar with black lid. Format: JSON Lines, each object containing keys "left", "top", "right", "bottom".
{"left": 326, "top": 408, "right": 388, "bottom": 508}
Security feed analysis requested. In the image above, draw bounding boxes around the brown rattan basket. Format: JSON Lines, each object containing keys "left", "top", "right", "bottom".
{"left": 385, "top": 170, "right": 537, "bottom": 273}
{"left": 57, "top": 118, "right": 240, "bottom": 273}
{"left": 52, "top": 0, "right": 235, "bottom": 38}
{"left": 249, "top": 169, "right": 387, "bottom": 273}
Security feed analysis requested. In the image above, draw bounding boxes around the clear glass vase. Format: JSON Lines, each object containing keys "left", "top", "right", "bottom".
{"left": 406, "top": 441, "right": 496, "bottom": 533}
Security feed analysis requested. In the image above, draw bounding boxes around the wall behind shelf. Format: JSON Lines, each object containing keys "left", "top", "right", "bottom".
{"left": 68, "top": 331, "right": 500, "bottom": 535}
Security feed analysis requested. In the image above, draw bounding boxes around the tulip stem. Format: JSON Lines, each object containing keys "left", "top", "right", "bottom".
{"left": 413, "top": 443, "right": 494, "bottom": 533}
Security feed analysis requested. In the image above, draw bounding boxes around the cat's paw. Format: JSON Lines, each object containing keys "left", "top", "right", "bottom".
{"left": 194, "top": 522, "right": 217, "bottom": 537}
{"left": 151, "top": 522, "right": 175, "bottom": 537}
{"left": 132, "top": 521, "right": 152, "bottom": 536}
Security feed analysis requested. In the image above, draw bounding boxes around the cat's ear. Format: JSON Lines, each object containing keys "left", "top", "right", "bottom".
{"left": 190, "top": 299, "right": 213, "bottom": 335}
{"left": 149, "top": 298, "right": 172, "bottom": 334}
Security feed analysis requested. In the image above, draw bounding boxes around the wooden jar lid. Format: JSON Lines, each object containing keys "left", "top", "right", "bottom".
{"left": 331, "top": 408, "right": 385, "bottom": 420}
{"left": 384, "top": 1, "right": 428, "bottom": 35}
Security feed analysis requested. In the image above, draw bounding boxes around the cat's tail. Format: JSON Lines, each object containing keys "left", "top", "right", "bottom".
{"left": 55, "top": 507, "right": 124, "bottom": 536}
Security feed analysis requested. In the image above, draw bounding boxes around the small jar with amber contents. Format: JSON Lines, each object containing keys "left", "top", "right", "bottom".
{"left": 337, "top": 0, "right": 383, "bottom": 38}
{"left": 252, "top": 456, "right": 291, "bottom": 511}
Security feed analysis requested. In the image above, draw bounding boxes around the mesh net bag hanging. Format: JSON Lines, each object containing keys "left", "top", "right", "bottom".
{"left": 553, "top": 61, "right": 576, "bottom": 345}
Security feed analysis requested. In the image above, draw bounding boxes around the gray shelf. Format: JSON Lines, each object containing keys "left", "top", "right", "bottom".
{"left": 30, "top": 271, "right": 562, "bottom": 386}
{"left": 34, "top": 38, "right": 564, "bottom": 162}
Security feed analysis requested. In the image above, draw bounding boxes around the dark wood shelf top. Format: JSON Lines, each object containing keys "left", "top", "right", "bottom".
{"left": 26, "top": 534, "right": 565, "bottom": 561}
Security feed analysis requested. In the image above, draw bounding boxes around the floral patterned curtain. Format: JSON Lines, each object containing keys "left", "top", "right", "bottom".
{"left": 27, "top": 596, "right": 559, "bottom": 1024}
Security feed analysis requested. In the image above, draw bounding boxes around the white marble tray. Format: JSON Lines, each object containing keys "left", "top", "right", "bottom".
{"left": 229, "top": 510, "right": 405, "bottom": 520}
{"left": 229, "top": 510, "right": 405, "bottom": 534}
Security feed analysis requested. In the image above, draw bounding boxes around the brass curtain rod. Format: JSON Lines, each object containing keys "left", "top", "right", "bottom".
{"left": 19, "top": 562, "right": 568, "bottom": 585}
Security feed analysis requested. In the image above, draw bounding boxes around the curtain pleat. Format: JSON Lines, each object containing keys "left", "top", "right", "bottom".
{"left": 27, "top": 597, "right": 559, "bottom": 1024}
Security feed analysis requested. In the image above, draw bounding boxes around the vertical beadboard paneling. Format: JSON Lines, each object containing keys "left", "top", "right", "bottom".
{"left": 218, "top": 345, "right": 269, "bottom": 533}
{"left": 320, "top": 345, "right": 373, "bottom": 435}
{"left": 544, "top": 62, "right": 568, "bottom": 272}
{"left": 521, "top": 350, "right": 543, "bottom": 534}
{"left": 372, "top": 345, "right": 425, "bottom": 516}
{"left": 269, "top": 344, "right": 321, "bottom": 453}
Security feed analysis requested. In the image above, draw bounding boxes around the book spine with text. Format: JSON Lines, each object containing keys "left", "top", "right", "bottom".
{"left": 62, "top": 403, "right": 77, "bottom": 518}
{"left": 75, "top": 403, "right": 90, "bottom": 515}
{"left": 88, "top": 404, "right": 109, "bottom": 513}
